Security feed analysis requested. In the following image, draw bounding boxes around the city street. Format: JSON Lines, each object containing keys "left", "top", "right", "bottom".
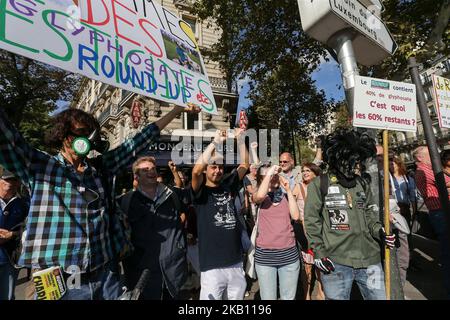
{"left": 14, "top": 233, "right": 447, "bottom": 300}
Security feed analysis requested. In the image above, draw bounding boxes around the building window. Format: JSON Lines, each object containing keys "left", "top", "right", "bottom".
{"left": 184, "top": 112, "right": 199, "bottom": 130}
{"left": 183, "top": 16, "right": 197, "bottom": 35}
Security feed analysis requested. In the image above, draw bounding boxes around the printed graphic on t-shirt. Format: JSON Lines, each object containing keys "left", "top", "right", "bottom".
{"left": 212, "top": 191, "right": 237, "bottom": 230}
{"left": 328, "top": 209, "right": 350, "bottom": 230}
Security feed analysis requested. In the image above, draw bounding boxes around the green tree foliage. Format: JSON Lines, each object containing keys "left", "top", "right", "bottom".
{"left": 367, "top": 0, "right": 450, "bottom": 79}
{"left": 333, "top": 102, "right": 352, "bottom": 130}
{"left": 193, "top": 0, "right": 335, "bottom": 151}
{"left": 0, "top": 51, "right": 78, "bottom": 151}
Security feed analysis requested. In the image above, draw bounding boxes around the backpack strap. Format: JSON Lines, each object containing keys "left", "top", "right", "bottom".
{"left": 169, "top": 189, "right": 182, "bottom": 213}
{"left": 119, "top": 191, "right": 135, "bottom": 216}
{"left": 319, "top": 174, "right": 329, "bottom": 201}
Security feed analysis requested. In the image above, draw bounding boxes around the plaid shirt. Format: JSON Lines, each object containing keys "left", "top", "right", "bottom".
{"left": 0, "top": 108, "right": 160, "bottom": 272}
{"left": 415, "top": 162, "right": 450, "bottom": 211}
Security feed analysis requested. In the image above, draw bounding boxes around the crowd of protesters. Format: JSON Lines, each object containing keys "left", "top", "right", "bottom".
{"left": 1, "top": 104, "right": 450, "bottom": 301}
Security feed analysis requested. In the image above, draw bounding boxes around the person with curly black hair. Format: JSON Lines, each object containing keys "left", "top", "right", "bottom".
{"left": 304, "top": 129, "right": 396, "bottom": 300}
{"left": 0, "top": 103, "right": 200, "bottom": 300}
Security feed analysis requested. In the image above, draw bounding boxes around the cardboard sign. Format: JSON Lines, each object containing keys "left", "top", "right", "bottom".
{"left": 0, "top": 0, "right": 217, "bottom": 114}
{"left": 353, "top": 76, "right": 417, "bottom": 132}
{"left": 432, "top": 75, "right": 450, "bottom": 129}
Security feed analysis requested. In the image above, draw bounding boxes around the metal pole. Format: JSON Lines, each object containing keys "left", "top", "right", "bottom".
{"left": 327, "top": 29, "right": 359, "bottom": 115}
{"left": 408, "top": 57, "right": 450, "bottom": 246}
{"left": 383, "top": 130, "right": 391, "bottom": 300}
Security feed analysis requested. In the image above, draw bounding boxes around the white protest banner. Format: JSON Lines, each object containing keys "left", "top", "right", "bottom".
{"left": 0, "top": 0, "right": 217, "bottom": 114}
{"left": 353, "top": 76, "right": 417, "bottom": 132}
{"left": 432, "top": 75, "right": 450, "bottom": 129}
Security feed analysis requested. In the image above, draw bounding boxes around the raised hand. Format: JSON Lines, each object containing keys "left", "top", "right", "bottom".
{"left": 279, "top": 175, "right": 290, "bottom": 191}
{"left": 213, "top": 130, "right": 228, "bottom": 144}
{"left": 267, "top": 165, "right": 281, "bottom": 177}
{"left": 250, "top": 141, "right": 258, "bottom": 150}
{"left": 168, "top": 161, "right": 177, "bottom": 173}
{"left": 184, "top": 103, "right": 202, "bottom": 114}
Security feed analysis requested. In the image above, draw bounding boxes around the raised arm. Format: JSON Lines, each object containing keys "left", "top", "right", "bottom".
{"left": 169, "top": 161, "right": 183, "bottom": 188}
{"left": 250, "top": 141, "right": 260, "bottom": 165}
{"left": 279, "top": 175, "right": 300, "bottom": 221}
{"left": 103, "top": 104, "right": 201, "bottom": 174}
{"left": 236, "top": 128, "right": 250, "bottom": 180}
{"left": 253, "top": 165, "right": 279, "bottom": 204}
{"left": 191, "top": 130, "right": 225, "bottom": 192}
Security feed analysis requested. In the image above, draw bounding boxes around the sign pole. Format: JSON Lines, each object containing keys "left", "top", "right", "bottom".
{"left": 383, "top": 129, "right": 391, "bottom": 300}
{"left": 328, "top": 29, "right": 359, "bottom": 115}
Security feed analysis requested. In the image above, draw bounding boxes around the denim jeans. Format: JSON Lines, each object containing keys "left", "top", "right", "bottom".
{"left": 60, "top": 262, "right": 121, "bottom": 300}
{"left": 0, "top": 262, "right": 18, "bottom": 300}
{"left": 255, "top": 260, "right": 300, "bottom": 300}
{"left": 428, "top": 209, "right": 450, "bottom": 299}
{"left": 321, "top": 262, "right": 386, "bottom": 300}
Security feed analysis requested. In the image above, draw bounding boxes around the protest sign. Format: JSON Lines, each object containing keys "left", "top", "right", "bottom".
{"left": 0, "top": 0, "right": 217, "bottom": 114}
{"left": 431, "top": 74, "right": 450, "bottom": 129}
{"left": 353, "top": 76, "right": 417, "bottom": 132}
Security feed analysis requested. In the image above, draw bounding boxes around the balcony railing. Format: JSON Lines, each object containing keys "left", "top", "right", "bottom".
{"left": 173, "top": 0, "right": 194, "bottom": 9}
{"left": 98, "top": 105, "right": 111, "bottom": 125}
{"left": 209, "top": 76, "right": 229, "bottom": 93}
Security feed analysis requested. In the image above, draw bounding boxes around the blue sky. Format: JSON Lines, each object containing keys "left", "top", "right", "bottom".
{"left": 235, "top": 58, "right": 345, "bottom": 123}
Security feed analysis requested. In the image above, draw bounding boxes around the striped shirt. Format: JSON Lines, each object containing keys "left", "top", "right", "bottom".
{"left": 254, "top": 245, "right": 299, "bottom": 267}
{"left": 415, "top": 162, "right": 450, "bottom": 211}
{"left": 0, "top": 108, "right": 160, "bottom": 272}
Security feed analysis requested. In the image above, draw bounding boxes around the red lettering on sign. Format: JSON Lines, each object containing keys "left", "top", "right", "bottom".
{"left": 139, "top": 18, "right": 163, "bottom": 57}
{"left": 111, "top": 0, "right": 140, "bottom": 47}
{"left": 80, "top": 0, "right": 110, "bottom": 26}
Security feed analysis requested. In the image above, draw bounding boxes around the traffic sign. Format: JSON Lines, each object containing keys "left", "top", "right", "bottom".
{"left": 298, "top": 0, "right": 397, "bottom": 66}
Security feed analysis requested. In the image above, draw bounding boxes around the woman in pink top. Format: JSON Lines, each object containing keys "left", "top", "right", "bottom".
{"left": 297, "top": 163, "right": 325, "bottom": 300}
{"left": 252, "top": 164, "right": 300, "bottom": 300}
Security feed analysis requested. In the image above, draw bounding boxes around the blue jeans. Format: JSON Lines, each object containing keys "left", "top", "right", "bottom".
{"left": 321, "top": 262, "right": 386, "bottom": 300}
{"left": 428, "top": 210, "right": 450, "bottom": 299}
{"left": 255, "top": 260, "right": 300, "bottom": 300}
{"left": 60, "top": 262, "right": 121, "bottom": 300}
{"left": 0, "top": 262, "right": 18, "bottom": 300}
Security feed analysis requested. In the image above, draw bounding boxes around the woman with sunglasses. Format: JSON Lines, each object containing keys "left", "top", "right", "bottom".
{"left": 297, "top": 163, "right": 325, "bottom": 300}
{"left": 252, "top": 164, "right": 300, "bottom": 300}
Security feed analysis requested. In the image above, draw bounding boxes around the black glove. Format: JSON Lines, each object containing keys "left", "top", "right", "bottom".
{"left": 314, "top": 257, "right": 335, "bottom": 274}
{"left": 380, "top": 227, "right": 396, "bottom": 249}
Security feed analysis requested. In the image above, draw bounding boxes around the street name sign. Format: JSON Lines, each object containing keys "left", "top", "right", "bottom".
{"left": 353, "top": 76, "right": 417, "bottom": 132}
{"left": 298, "top": 0, "right": 397, "bottom": 66}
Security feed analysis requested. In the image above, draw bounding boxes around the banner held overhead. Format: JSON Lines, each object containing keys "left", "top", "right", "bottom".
{"left": 0, "top": 0, "right": 218, "bottom": 114}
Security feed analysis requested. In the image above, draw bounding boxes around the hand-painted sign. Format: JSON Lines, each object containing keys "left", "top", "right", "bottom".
{"left": 0, "top": 0, "right": 217, "bottom": 114}
{"left": 353, "top": 76, "right": 417, "bottom": 132}
{"left": 432, "top": 75, "right": 450, "bottom": 129}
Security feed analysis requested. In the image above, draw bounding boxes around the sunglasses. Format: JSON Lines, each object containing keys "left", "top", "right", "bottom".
{"left": 279, "top": 161, "right": 289, "bottom": 164}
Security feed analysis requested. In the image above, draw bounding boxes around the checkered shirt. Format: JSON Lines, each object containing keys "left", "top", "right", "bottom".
{"left": 0, "top": 108, "right": 159, "bottom": 271}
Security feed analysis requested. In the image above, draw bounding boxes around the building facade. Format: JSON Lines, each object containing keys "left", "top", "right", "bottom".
{"left": 390, "top": 55, "right": 450, "bottom": 166}
{"left": 71, "top": 0, "right": 238, "bottom": 166}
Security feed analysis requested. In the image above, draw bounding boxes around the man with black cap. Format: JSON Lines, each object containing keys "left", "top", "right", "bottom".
{"left": 0, "top": 103, "right": 200, "bottom": 300}
{"left": 0, "top": 168, "right": 28, "bottom": 300}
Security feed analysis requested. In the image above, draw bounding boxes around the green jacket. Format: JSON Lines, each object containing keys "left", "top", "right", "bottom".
{"left": 304, "top": 174, "right": 382, "bottom": 268}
